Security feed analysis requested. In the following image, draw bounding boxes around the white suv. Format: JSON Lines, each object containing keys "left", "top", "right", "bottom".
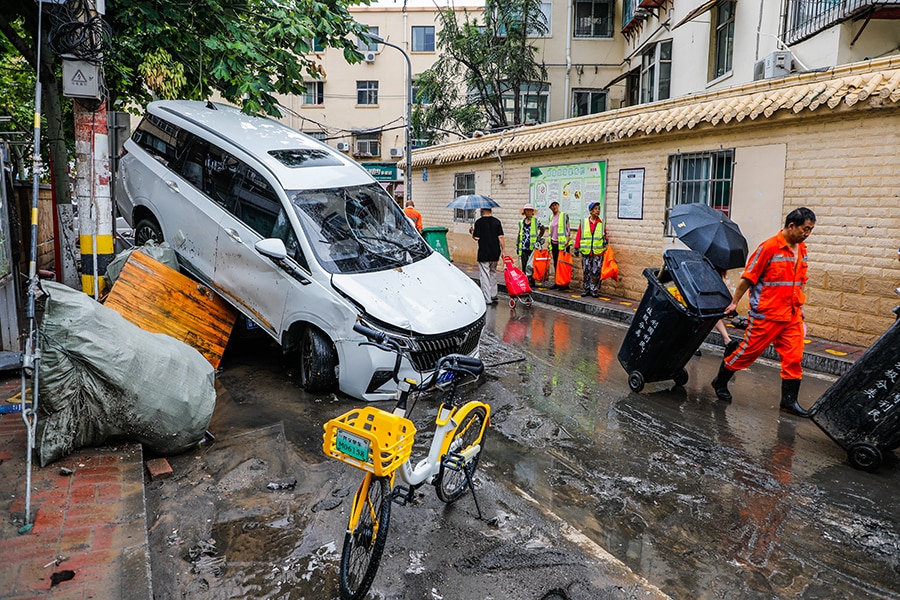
{"left": 115, "top": 100, "right": 485, "bottom": 401}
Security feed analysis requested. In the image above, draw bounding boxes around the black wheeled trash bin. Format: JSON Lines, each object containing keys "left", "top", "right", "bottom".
{"left": 808, "top": 306, "right": 900, "bottom": 472}
{"left": 617, "top": 249, "right": 732, "bottom": 392}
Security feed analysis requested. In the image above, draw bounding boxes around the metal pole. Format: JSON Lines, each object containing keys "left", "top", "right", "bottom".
{"left": 21, "top": 0, "right": 47, "bottom": 529}
{"left": 370, "top": 35, "right": 412, "bottom": 205}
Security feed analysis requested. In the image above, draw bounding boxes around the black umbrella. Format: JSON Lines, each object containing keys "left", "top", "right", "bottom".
{"left": 669, "top": 203, "right": 748, "bottom": 270}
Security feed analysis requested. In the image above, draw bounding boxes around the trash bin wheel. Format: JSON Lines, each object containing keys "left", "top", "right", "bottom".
{"left": 848, "top": 444, "right": 882, "bottom": 472}
{"left": 628, "top": 371, "right": 645, "bottom": 393}
{"left": 673, "top": 368, "right": 689, "bottom": 387}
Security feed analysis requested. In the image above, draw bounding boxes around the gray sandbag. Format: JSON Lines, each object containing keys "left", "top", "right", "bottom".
{"left": 36, "top": 281, "right": 215, "bottom": 466}
{"left": 104, "top": 240, "right": 179, "bottom": 287}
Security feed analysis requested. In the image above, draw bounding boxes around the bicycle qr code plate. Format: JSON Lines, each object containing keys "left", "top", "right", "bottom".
{"left": 335, "top": 428, "right": 370, "bottom": 463}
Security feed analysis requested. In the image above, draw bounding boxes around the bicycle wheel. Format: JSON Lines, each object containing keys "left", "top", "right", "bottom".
{"left": 340, "top": 475, "right": 392, "bottom": 600}
{"left": 436, "top": 405, "right": 488, "bottom": 503}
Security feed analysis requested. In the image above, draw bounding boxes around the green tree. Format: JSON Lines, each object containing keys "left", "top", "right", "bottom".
{"left": 413, "top": 0, "right": 549, "bottom": 145}
{"left": 0, "top": 0, "right": 372, "bottom": 196}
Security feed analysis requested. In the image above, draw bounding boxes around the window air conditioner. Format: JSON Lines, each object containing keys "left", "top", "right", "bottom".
{"left": 364, "top": 51, "right": 377, "bottom": 63}
{"left": 389, "top": 148, "right": 403, "bottom": 158}
{"left": 336, "top": 142, "right": 350, "bottom": 152}
{"left": 753, "top": 51, "right": 793, "bottom": 81}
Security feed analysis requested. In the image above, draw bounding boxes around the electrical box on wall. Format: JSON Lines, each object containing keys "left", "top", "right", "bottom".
{"left": 62, "top": 58, "right": 100, "bottom": 99}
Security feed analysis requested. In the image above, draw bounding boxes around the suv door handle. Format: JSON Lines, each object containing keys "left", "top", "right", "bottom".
{"left": 224, "top": 228, "right": 242, "bottom": 242}
{"left": 166, "top": 180, "right": 179, "bottom": 192}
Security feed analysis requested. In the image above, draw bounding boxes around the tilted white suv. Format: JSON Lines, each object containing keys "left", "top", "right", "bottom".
{"left": 116, "top": 100, "right": 485, "bottom": 401}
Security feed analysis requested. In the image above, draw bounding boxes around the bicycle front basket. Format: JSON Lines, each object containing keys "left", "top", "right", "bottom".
{"left": 323, "top": 407, "right": 417, "bottom": 476}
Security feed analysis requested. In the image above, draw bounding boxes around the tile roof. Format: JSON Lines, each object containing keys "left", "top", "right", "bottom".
{"left": 411, "top": 56, "right": 900, "bottom": 167}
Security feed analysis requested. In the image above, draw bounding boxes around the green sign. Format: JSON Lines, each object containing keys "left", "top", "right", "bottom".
{"left": 363, "top": 163, "right": 398, "bottom": 181}
{"left": 529, "top": 161, "right": 606, "bottom": 226}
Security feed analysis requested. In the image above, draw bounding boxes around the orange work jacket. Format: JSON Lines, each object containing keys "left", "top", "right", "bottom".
{"left": 742, "top": 231, "right": 808, "bottom": 322}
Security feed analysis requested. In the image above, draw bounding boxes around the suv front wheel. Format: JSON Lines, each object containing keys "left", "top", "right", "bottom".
{"left": 134, "top": 218, "right": 163, "bottom": 245}
{"left": 299, "top": 326, "right": 338, "bottom": 393}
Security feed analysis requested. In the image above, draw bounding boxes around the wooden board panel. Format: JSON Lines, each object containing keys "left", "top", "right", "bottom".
{"left": 104, "top": 250, "right": 237, "bottom": 368}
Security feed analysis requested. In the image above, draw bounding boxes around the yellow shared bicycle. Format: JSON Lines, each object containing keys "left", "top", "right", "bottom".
{"left": 323, "top": 322, "right": 490, "bottom": 600}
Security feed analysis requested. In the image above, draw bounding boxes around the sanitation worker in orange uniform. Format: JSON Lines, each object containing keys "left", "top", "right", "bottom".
{"left": 404, "top": 200, "right": 423, "bottom": 232}
{"left": 711, "top": 207, "right": 816, "bottom": 417}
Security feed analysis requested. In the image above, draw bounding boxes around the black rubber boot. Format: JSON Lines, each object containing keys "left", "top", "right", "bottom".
{"left": 780, "top": 379, "right": 809, "bottom": 417}
{"left": 711, "top": 362, "right": 735, "bottom": 401}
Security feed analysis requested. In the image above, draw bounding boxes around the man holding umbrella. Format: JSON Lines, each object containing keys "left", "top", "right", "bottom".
{"left": 711, "top": 207, "right": 817, "bottom": 417}
{"left": 471, "top": 207, "right": 504, "bottom": 305}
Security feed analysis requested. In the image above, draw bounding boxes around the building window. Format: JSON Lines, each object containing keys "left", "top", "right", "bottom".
{"left": 574, "top": 0, "right": 613, "bottom": 38}
{"left": 503, "top": 82, "right": 550, "bottom": 124}
{"left": 302, "top": 81, "right": 324, "bottom": 106}
{"left": 640, "top": 40, "right": 671, "bottom": 104}
{"left": 784, "top": 0, "right": 842, "bottom": 43}
{"left": 359, "top": 26, "right": 379, "bottom": 52}
{"left": 308, "top": 37, "right": 324, "bottom": 53}
{"left": 453, "top": 172, "right": 476, "bottom": 222}
{"left": 666, "top": 149, "right": 735, "bottom": 232}
{"left": 354, "top": 132, "right": 381, "bottom": 157}
{"left": 572, "top": 89, "right": 607, "bottom": 117}
{"left": 412, "top": 26, "right": 435, "bottom": 52}
{"left": 305, "top": 131, "right": 327, "bottom": 142}
{"left": 356, "top": 81, "right": 379, "bottom": 105}
{"left": 712, "top": 1, "right": 736, "bottom": 80}
{"left": 528, "top": 2, "right": 553, "bottom": 37}
{"left": 412, "top": 80, "right": 432, "bottom": 105}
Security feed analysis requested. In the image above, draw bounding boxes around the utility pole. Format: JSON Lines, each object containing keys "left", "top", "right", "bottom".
{"left": 61, "top": 0, "right": 112, "bottom": 297}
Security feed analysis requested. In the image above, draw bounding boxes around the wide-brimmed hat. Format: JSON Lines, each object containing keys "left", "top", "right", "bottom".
{"left": 521, "top": 203, "right": 536, "bottom": 214}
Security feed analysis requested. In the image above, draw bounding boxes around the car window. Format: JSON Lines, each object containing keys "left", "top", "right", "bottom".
{"left": 287, "top": 183, "right": 431, "bottom": 275}
{"left": 132, "top": 114, "right": 191, "bottom": 166}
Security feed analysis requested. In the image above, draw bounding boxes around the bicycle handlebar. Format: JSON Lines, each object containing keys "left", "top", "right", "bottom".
{"left": 354, "top": 321, "right": 484, "bottom": 389}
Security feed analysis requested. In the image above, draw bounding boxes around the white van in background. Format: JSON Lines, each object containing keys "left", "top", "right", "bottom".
{"left": 115, "top": 100, "right": 485, "bottom": 401}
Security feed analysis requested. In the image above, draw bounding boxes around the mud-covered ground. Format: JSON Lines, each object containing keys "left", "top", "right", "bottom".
{"left": 145, "top": 303, "right": 900, "bottom": 599}
{"left": 144, "top": 332, "right": 666, "bottom": 600}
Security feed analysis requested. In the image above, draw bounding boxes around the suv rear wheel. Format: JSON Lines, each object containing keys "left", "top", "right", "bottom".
{"left": 299, "top": 326, "right": 338, "bottom": 392}
{"left": 134, "top": 218, "right": 163, "bottom": 245}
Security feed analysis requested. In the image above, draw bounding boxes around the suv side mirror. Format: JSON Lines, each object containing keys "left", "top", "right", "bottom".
{"left": 255, "top": 238, "right": 311, "bottom": 285}
{"left": 256, "top": 238, "right": 288, "bottom": 260}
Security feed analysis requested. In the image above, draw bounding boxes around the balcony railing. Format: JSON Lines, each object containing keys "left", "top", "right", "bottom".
{"left": 783, "top": 0, "right": 900, "bottom": 45}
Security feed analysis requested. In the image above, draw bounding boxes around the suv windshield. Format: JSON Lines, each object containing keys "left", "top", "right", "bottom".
{"left": 287, "top": 183, "right": 432, "bottom": 274}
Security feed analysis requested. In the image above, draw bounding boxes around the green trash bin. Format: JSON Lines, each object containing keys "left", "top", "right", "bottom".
{"left": 421, "top": 226, "right": 451, "bottom": 261}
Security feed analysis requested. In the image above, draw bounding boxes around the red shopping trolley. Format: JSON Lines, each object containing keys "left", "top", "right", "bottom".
{"left": 503, "top": 256, "right": 534, "bottom": 308}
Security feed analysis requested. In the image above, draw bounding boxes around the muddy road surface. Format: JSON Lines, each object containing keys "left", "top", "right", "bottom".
{"left": 145, "top": 303, "right": 900, "bottom": 599}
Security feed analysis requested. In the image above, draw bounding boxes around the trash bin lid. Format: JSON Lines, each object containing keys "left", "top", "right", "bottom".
{"left": 662, "top": 249, "right": 732, "bottom": 315}
{"left": 421, "top": 226, "right": 449, "bottom": 233}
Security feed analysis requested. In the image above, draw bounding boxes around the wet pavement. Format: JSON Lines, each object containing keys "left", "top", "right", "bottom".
{"left": 4, "top": 275, "right": 898, "bottom": 599}
{"left": 481, "top": 303, "right": 899, "bottom": 599}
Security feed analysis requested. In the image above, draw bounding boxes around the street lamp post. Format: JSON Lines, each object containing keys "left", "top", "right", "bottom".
{"left": 369, "top": 34, "right": 412, "bottom": 206}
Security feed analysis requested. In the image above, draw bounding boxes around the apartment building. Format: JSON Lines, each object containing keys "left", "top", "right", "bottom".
{"left": 617, "top": 0, "right": 900, "bottom": 105}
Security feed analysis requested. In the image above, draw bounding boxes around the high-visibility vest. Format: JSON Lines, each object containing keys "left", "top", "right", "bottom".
{"left": 579, "top": 217, "right": 606, "bottom": 255}
{"left": 552, "top": 212, "right": 569, "bottom": 245}
{"left": 517, "top": 218, "right": 539, "bottom": 255}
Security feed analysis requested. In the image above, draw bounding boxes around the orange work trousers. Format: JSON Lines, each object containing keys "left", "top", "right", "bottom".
{"left": 724, "top": 311, "right": 805, "bottom": 380}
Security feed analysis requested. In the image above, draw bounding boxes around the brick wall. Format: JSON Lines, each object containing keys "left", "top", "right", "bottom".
{"left": 412, "top": 106, "right": 900, "bottom": 346}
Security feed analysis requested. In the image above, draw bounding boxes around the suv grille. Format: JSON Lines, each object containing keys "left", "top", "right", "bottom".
{"left": 406, "top": 316, "right": 485, "bottom": 372}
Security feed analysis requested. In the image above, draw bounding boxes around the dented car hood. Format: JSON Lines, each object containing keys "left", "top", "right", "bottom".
{"left": 331, "top": 253, "right": 485, "bottom": 334}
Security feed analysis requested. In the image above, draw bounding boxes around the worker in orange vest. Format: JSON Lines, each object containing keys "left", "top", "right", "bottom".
{"left": 404, "top": 200, "right": 423, "bottom": 232}
{"left": 712, "top": 207, "right": 816, "bottom": 417}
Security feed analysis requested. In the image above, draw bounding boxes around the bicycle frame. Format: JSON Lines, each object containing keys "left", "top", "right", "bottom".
{"left": 344, "top": 395, "right": 490, "bottom": 532}
{"left": 394, "top": 399, "right": 491, "bottom": 489}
